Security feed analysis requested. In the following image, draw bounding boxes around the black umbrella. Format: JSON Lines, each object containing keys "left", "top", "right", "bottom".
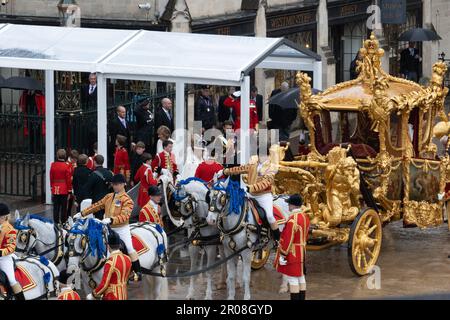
{"left": 268, "top": 87, "right": 321, "bottom": 110}
{"left": 398, "top": 27, "right": 442, "bottom": 42}
{"left": 1, "top": 76, "right": 44, "bottom": 91}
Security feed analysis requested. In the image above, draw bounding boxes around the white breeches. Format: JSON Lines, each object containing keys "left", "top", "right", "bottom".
{"left": 0, "top": 255, "right": 18, "bottom": 286}
{"left": 112, "top": 225, "right": 136, "bottom": 255}
{"left": 249, "top": 192, "right": 275, "bottom": 224}
{"left": 286, "top": 275, "right": 306, "bottom": 288}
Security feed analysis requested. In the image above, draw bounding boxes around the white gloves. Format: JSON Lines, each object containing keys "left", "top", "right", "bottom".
{"left": 102, "top": 218, "right": 112, "bottom": 225}
{"left": 86, "top": 293, "right": 95, "bottom": 300}
{"left": 73, "top": 212, "right": 82, "bottom": 220}
{"left": 438, "top": 192, "right": 445, "bottom": 201}
{"left": 232, "top": 91, "right": 241, "bottom": 98}
{"left": 279, "top": 256, "right": 287, "bottom": 266}
{"left": 216, "top": 169, "right": 224, "bottom": 178}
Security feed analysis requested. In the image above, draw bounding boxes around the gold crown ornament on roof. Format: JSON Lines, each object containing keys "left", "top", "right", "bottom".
{"left": 357, "top": 33, "right": 386, "bottom": 86}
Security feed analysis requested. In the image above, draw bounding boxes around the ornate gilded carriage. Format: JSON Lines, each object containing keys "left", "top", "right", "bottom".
{"left": 273, "top": 33, "right": 450, "bottom": 276}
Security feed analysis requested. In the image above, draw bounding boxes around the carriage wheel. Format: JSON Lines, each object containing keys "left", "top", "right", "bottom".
{"left": 251, "top": 245, "right": 271, "bottom": 270}
{"left": 348, "top": 208, "right": 382, "bottom": 276}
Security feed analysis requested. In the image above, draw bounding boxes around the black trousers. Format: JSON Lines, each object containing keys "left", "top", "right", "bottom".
{"left": 52, "top": 194, "right": 68, "bottom": 224}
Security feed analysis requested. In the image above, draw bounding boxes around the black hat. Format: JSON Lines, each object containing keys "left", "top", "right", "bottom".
{"left": 58, "top": 270, "right": 72, "bottom": 285}
{"left": 139, "top": 98, "right": 150, "bottom": 108}
{"left": 0, "top": 203, "right": 10, "bottom": 217}
{"left": 201, "top": 85, "right": 210, "bottom": 90}
{"left": 111, "top": 174, "right": 126, "bottom": 184}
{"left": 285, "top": 194, "right": 303, "bottom": 207}
{"left": 148, "top": 185, "right": 162, "bottom": 197}
{"left": 108, "top": 230, "right": 121, "bottom": 247}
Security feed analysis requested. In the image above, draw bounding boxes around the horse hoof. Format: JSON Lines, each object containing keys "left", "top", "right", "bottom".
{"left": 279, "top": 286, "right": 288, "bottom": 294}
{"left": 227, "top": 296, "right": 235, "bottom": 300}
{"left": 215, "top": 283, "right": 226, "bottom": 290}
{"left": 244, "top": 294, "right": 251, "bottom": 300}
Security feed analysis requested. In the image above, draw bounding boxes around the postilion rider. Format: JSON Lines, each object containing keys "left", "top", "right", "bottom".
{"left": 0, "top": 203, "right": 25, "bottom": 300}
{"left": 274, "top": 194, "right": 310, "bottom": 300}
{"left": 74, "top": 174, "right": 142, "bottom": 281}
{"left": 221, "top": 151, "right": 282, "bottom": 241}
{"left": 139, "top": 185, "right": 164, "bottom": 226}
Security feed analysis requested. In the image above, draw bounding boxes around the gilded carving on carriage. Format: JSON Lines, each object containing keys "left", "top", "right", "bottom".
{"left": 273, "top": 33, "right": 450, "bottom": 276}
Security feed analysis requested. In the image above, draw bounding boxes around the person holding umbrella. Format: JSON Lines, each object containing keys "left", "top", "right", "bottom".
{"left": 400, "top": 42, "right": 422, "bottom": 82}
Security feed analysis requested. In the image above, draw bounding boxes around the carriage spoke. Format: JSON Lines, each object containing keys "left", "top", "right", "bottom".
{"left": 364, "top": 216, "right": 373, "bottom": 229}
{"left": 367, "top": 224, "right": 377, "bottom": 235}
{"left": 364, "top": 247, "right": 374, "bottom": 259}
{"left": 362, "top": 252, "right": 368, "bottom": 268}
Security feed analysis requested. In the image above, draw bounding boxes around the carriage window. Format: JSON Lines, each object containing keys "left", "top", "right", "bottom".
{"left": 389, "top": 113, "right": 402, "bottom": 149}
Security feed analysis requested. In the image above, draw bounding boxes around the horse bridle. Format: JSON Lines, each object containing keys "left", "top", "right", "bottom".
{"left": 67, "top": 225, "right": 107, "bottom": 289}
{"left": 174, "top": 186, "right": 209, "bottom": 229}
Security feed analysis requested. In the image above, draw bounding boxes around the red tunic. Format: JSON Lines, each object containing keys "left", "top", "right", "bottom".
{"left": 139, "top": 200, "right": 163, "bottom": 226}
{"left": 151, "top": 151, "right": 178, "bottom": 175}
{"left": 195, "top": 161, "right": 223, "bottom": 183}
{"left": 93, "top": 251, "right": 132, "bottom": 300}
{"left": 0, "top": 221, "right": 16, "bottom": 257}
{"left": 50, "top": 160, "right": 72, "bottom": 195}
{"left": 86, "top": 154, "right": 97, "bottom": 171}
{"left": 134, "top": 163, "right": 158, "bottom": 208}
{"left": 274, "top": 210, "right": 310, "bottom": 277}
{"left": 114, "top": 147, "right": 131, "bottom": 181}
{"left": 223, "top": 97, "right": 259, "bottom": 130}
{"left": 57, "top": 288, "right": 81, "bottom": 300}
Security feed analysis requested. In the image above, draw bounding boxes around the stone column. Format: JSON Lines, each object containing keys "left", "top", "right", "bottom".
{"left": 422, "top": 0, "right": 439, "bottom": 79}
{"left": 255, "top": 0, "right": 268, "bottom": 122}
{"left": 316, "top": 0, "right": 336, "bottom": 88}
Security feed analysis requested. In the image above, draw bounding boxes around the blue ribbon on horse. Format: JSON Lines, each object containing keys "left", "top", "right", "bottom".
{"left": 214, "top": 179, "right": 245, "bottom": 215}
{"left": 14, "top": 218, "right": 31, "bottom": 230}
{"left": 157, "top": 243, "right": 165, "bottom": 256}
{"left": 178, "top": 177, "right": 207, "bottom": 186}
{"left": 43, "top": 272, "right": 50, "bottom": 284}
{"left": 39, "top": 255, "right": 49, "bottom": 266}
{"left": 70, "top": 219, "right": 107, "bottom": 257}
{"left": 29, "top": 214, "right": 53, "bottom": 224}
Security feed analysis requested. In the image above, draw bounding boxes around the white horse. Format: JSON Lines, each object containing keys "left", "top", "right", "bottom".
{"left": 66, "top": 216, "right": 169, "bottom": 300}
{"left": 169, "top": 178, "right": 226, "bottom": 300}
{"left": 13, "top": 212, "right": 67, "bottom": 273}
{"left": 207, "top": 178, "right": 290, "bottom": 300}
{"left": 0, "top": 253, "right": 59, "bottom": 300}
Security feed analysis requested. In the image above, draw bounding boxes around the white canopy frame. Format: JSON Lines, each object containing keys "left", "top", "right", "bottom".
{"left": 0, "top": 24, "right": 321, "bottom": 204}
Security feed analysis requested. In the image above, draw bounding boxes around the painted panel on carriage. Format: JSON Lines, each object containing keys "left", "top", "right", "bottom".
{"left": 408, "top": 161, "right": 440, "bottom": 203}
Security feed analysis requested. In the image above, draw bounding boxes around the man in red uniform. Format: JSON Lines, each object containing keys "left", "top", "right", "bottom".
{"left": 139, "top": 185, "right": 163, "bottom": 226}
{"left": 194, "top": 150, "right": 223, "bottom": 185}
{"left": 134, "top": 153, "right": 157, "bottom": 208}
{"left": 223, "top": 91, "right": 259, "bottom": 131}
{"left": 50, "top": 149, "right": 72, "bottom": 224}
{"left": 0, "top": 203, "right": 24, "bottom": 300}
{"left": 114, "top": 134, "right": 131, "bottom": 182}
{"left": 151, "top": 140, "right": 178, "bottom": 179}
{"left": 57, "top": 272, "right": 81, "bottom": 300}
{"left": 274, "top": 194, "right": 310, "bottom": 300}
{"left": 87, "top": 232, "right": 132, "bottom": 300}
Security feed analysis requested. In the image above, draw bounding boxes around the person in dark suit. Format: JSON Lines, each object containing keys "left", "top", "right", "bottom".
{"left": 80, "top": 73, "right": 97, "bottom": 110}
{"left": 251, "top": 86, "right": 264, "bottom": 122}
{"left": 154, "top": 98, "right": 174, "bottom": 154}
{"left": 400, "top": 42, "right": 422, "bottom": 82}
{"left": 218, "top": 87, "right": 236, "bottom": 124}
{"left": 72, "top": 154, "right": 92, "bottom": 210}
{"left": 269, "top": 82, "right": 296, "bottom": 142}
{"left": 80, "top": 154, "right": 113, "bottom": 219}
{"left": 194, "top": 86, "right": 216, "bottom": 132}
{"left": 108, "top": 105, "right": 133, "bottom": 168}
{"left": 134, "top": 98, "right": 154, "bottom": 151}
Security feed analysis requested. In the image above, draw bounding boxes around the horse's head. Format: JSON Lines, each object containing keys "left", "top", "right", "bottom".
{"left": 14, "top": 214, "right": 36, "bottom": 255}
{"left": 173, "top": 179, "right": 210, "bottom": 225}
{"left": 66, "top": 217, "right": 109, "bottom": 288}
{"left": 207, "top": 179, "right": 229, "bottom": 226}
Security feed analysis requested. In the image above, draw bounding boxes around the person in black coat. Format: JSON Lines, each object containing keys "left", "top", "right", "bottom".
{"left": 349, "top": 51, "right": 363, "bottom": 80}
{"left": 80, "top": 73, "right": 98, "bottom": 110}
{"left": 218, "top": 87, "right": 236, "bottom": 124}
{"left": 134, "top": 99, "right": 154, "bottom": 151}
{"left": 154, "top": 98, "right": 174, "bottom": 154}
{"left": 269, "top": 82, "right": 296, "bottom": 142}
{"left": 400, "top": 42, "right": 422, "bottom": 82}
{"left": 251, "top": 86, "right": 264, "bottom": 122}
{"left": 108, "top": 105, "right": 133, "bottom": 168}
{"left": 80, "top": 154, "right": 113, "bottom": 219}
{"left": 72, "top": 154, "right": 92, "bottom": 210}
{"left": 194, "top": 86, "right": 216, "bottom": 132}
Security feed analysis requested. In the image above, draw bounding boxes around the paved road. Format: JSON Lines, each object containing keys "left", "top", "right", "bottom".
{"left": 126, "top": 220, "right": 450, "bottom": 300}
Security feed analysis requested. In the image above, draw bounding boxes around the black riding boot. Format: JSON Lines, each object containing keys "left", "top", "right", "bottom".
{"left": 290, "top": 292, "right": 300, "bottom": 300}
{"left": 131, "top": 260, "right": 142, "bottom": 281}
{"left": 272, "top": 229, "right": 281, "bottom": 242}
{"left": 299, "top": 291, "right": 306, "bottom": 300}
{"left": 14, "top": 291, "right": 25, "bottom": 300}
